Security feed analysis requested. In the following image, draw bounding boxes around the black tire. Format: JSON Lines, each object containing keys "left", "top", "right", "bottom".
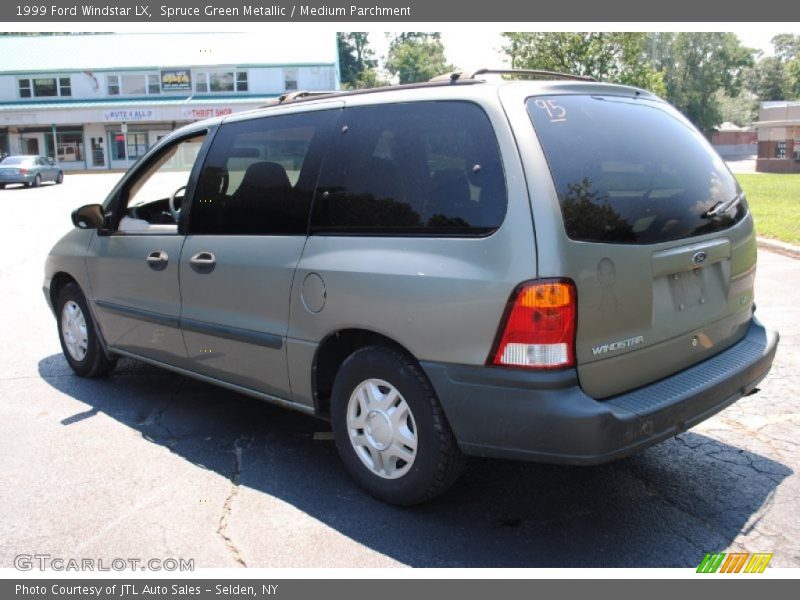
{"left": 331, "top": 345, "right": 465, "bottom": 505}
{"left": 0, "top": 183, "right": 5, "bottom": 189}
{"left": 56, "top": 282, "right": 117, "bottom": 378}
{"left": 56, "top": 171, "right": 64, "bottom": 184}
{"left": 32, "top": 174, "right": 41, "bottom": 188}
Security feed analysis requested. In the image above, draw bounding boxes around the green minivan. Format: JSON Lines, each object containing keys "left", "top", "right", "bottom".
{"left": 44, "top": 70, "right": 779, "bottom": 504}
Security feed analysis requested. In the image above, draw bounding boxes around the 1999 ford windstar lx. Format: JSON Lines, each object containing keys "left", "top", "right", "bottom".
{"left": 44, "top": 69, "right": 779, "bottom": 504}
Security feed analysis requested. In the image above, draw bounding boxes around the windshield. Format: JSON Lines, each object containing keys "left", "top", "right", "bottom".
{"left": 1, "top": 157, "right": 35, "bottom": 166}
{"left": 527, "top": 95, "right": 746, "bottom": 244}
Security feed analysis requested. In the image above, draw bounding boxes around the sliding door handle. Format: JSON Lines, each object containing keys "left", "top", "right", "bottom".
{"left": 146, "top": 250, "right": 168, "bottom": 271}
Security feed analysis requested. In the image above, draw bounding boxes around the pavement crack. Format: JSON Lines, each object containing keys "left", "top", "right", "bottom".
{"left": 217, "top": 434, "right": 252, "bottom": 568}
{"left": 139, "top": 378, "right": 184, "bottom": 442}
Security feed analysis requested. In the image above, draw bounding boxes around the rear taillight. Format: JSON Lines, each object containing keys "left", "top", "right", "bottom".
{"left": 490, "top": 279, "right": 576, "bottom": 369}
{"left": 19, "top": 169, "right": 28, "bottom": 175}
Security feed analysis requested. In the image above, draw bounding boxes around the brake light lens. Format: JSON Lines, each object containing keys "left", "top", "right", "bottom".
{"left": 490, "top": 279, "right": 576, "bottom": 369}
{"left": 19, "top": 169, "right": 28, "bottom": 175}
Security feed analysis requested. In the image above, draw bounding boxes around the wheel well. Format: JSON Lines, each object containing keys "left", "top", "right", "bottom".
{"left": 49, "top": 272, "right": 78, "bottom": 309}
{"left": 313, "top": 329, "right": 415, "bottom": 417}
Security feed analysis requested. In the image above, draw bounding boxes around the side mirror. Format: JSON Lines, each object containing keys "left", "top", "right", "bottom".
{"left": 71, "top": 204, "right": 106, "bottom": 230}
{"left": 49, "top": 159, "right": 56, "bottom": 166}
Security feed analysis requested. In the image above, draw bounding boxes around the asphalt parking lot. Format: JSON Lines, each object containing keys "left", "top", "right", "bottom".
{"left": 1, "top": 173, "right": 798, "bottom": 569}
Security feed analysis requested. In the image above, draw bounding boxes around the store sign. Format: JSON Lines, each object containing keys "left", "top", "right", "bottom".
{"left": 103, "top": 109, "right": 155, "bottom": 122}
{"left": 161, "top": 69, "right": 192, "bottom": 91}
{"left": 182, "top": 107, "right": 234, "bottom": 120}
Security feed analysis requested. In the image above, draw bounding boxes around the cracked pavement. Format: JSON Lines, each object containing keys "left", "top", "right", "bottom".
{"left": 0, "top": 174, "right": 797, "bottom": 568}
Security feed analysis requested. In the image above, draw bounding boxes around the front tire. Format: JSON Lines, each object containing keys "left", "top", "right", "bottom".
{"left": 56, "top": 283, "right": 117, "bottom": 377}
{"left": 56, "top": 171, "right": 64, "bottom": 184}
{"left": 331, "top": 345, "right": 465, "bottom": 505}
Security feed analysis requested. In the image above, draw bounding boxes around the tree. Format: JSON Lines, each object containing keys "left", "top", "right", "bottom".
{"left": 747, "top": 56, "right": 786, "bottom": 101}
{"left": 501, "top": 32, "right": 666, "bottom": 95}
{"left": 715, "top": 89, "right": 758, "bottom": 127}
{"left": 772, "top": 34, "right": 800, "bottom": 62}
{"left": 771, "top": 34, "right": 800, "bottom": 98}
{"left": 385, "top": 32, "right": 451, "bottom": 84}
{"left": 660, "top": 33, "right": 754, "bottom": 133}
{"left": 337, "top": 32, "right": 384, "bottom": 89}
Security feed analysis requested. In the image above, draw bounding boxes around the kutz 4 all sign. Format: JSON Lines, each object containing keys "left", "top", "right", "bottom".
{"left": 697, "top": 552, "right": 773, "bottom": 573}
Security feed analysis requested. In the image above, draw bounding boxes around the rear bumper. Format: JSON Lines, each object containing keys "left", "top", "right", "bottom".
{"left": 0, "top": 174, "right": 34, "bottom": 184}
{"left": 422, "top": 317, "right": 778, "bottom": 465}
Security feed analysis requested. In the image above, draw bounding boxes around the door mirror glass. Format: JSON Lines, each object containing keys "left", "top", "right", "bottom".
{"left": 71, "top": 204, "right": 105, "bottom": 229}
{"left": 49, "top": 159, "right": 56, "bottom": 166}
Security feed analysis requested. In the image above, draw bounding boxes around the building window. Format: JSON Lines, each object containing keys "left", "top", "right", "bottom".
{"left": 236, "top": 71, "right": 248, "bottom": 92}
{"left": 194, "top": 71, "right": 248, "bottom": 93}
{"left": 107, "top": 75, "right": 120, "bottom": 96}
{"left": 111, "top": 131, "right": 149, "bottom": 161}
{"left": 58, "top": 77, "right": 71, "bottom": 97}
{"left": 107, "top": 73, "right": 162, "bottom": 96}
{"left": 776, "top": 141, "right": 787, "bottom": 159}
{"left": 210, "top": 72, "right": 234, "bottom": 92}
{"left": 147, "top": 74, "right": 160, "bottom": 94}
{"left": 55, "top": 130, "right": 84, "bottom": 162}
{"left": 18, "top": 76, "right": 71, "bottom": 98}
{"left": 33, "top": 78, "right": 57, "bottom": 97}
{"left": 284, "top": 68, "right": 298, "bottom": 91}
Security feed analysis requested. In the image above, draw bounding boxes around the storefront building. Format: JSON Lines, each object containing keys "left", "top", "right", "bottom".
{"left": 0, "top": 32, "right": 339, "bottom": 170}
{"left": 755, "top": 100, "right": 800, "bottom": 173}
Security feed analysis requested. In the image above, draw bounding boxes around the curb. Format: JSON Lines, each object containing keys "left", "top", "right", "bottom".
{"left": 757, "top": 237, "right": 800, "bottom": 259}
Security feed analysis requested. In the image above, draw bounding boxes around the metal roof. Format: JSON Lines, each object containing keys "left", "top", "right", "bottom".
{"left": 0, "top": 33, "right": 337, "bottom": 74}
{"left": 0, "top": 94, "right": 279, "bottom": 113}
{"left": 761, "top": 100, "right": 800, "bottom": 109}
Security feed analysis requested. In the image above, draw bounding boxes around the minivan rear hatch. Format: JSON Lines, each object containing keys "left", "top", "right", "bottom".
{"left": 525, "top": 92, "right": 756, "bottom": 399}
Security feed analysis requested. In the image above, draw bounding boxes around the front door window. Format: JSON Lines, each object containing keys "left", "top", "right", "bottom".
{"left": 117, "top": 133, "right": 206, "bottom": 234}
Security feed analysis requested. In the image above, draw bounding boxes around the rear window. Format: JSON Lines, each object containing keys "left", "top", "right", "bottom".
{"left": 527, "top": 95, "right": 746, "bottom": 244}
{"left": 1, "top": 157, "right": 33, "bottom": 166}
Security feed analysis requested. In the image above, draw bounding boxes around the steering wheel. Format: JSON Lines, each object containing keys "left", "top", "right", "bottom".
{"left": 168, "top": 185, "right": 187, "bottom": 222}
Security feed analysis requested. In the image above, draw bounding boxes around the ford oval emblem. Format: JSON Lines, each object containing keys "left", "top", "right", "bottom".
{"left": 692, "top": 251, "right": 707, "bottom": 266}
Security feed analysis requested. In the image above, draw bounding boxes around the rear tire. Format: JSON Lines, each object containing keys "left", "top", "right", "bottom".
{"left": 330, "top": 345, "right": 465, "bottom": 505}
{"left": 56, "top": 282, "right": 117, "bottom": 378}
{"left": 32, "top": 174, "right": 41, "bottom": 188}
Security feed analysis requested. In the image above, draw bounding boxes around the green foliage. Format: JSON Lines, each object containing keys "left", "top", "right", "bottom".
{"left": 501, "top": 32, "right": 666, "bottom": 96}
{"left": 385, "top": 32, "right": 452, "bottom": 84}
{"left": 659, "top": 33, "right": 754, "bottom": 133}
{"left": 747, "top": 56, "right": 786, "bottom": 101}
{"left": 337, "top": 32, "right": 386, "bottom": 90}
{"left": 771, "top": 34, "right": 800, "bottom": 98}
{"left": 715, "top": 90, "right": 758, "bottom": 127}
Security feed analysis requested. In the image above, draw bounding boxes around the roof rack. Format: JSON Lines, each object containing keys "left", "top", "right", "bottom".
{"left": 256, "top": 78, "right": 485, "bottom": 109}
{"left": 430, "top": 68, "right": 597, "bottom": 83}
{"left": 260, "top": 90, "right": 338, "bottom": 107}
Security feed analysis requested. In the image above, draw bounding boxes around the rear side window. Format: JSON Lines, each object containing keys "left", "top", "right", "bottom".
{"left": 311, "top": 101, "right": 506, "bottom": 235}
{"left": 527, "top": 95, "right": 746, "bottom": 244}
{"left": 189, "top": 109, "right": 338, "bottom": 235}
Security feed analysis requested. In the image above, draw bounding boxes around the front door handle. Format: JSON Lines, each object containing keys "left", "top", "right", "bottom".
{"left": 189, "top": 251, "right": 216, "bottom": 274}
{"left": 146, "top": 250, "right": 168, "bottom": 271}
